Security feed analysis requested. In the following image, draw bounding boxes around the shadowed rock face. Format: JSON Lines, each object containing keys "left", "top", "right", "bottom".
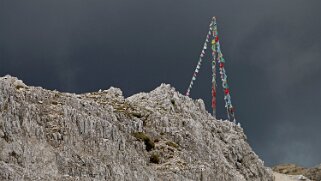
{"left": 0, "top": 75, "right": 274, "bottom": 181}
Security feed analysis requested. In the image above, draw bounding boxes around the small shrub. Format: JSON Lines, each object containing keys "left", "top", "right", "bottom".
{"left": 166, "top": 141, "right": 179, "bottom": 149}
{"left": 132, "top": 132, "right": 155, "bottom": 151}
{"left": 150, "top": 153, "right": 160, "bottom": 164}
{"left": 144, "top": 139, "right": 155, "bottom": 151}
{"left": 132, "top": 132, "right": 148, "bottom": 140}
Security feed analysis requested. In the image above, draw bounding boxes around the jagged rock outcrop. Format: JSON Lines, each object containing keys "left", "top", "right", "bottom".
{"left": 0, "top": 75, "right": 274, "bottom": 181}
{"left": 273, "top": 164, "right": 321, "bottom": 181}
{"left": 273, "top": 172, "right": 311, "bottom": 181}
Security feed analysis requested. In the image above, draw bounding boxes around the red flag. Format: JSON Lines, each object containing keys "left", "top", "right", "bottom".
{"left": 212, "top": 99, "right": 216, "bottom": 108}
{"left": 224, "top": 88, "right": 230, "bottom": 95}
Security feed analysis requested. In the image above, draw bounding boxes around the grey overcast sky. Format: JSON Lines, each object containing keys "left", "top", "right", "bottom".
{"left": 1, "top": 0, "right": 321, "bottom": 167}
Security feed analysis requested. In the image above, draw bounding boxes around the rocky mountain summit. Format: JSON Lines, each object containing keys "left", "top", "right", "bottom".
{"left": 0, "top": 75, "right": 274, "bottom": 180}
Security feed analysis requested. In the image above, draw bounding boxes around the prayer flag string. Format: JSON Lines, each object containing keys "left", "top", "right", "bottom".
{"left": 185, "top": 25, "right": 212, "bottom": 97}
{"left": 186, "top": 17, "right": 236, "bottom": 123}
{"left": 211, "top": 19, "right": 217, "bottom": 118}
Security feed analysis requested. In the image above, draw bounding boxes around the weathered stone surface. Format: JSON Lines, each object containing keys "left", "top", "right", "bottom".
{"left": 273, "top": 164, "right": 321, "bottom": 181}
{"left": 0, "top": 75, "right": 274, "bottom": 181}
{"left": 273, "top": 172, "right": 311, "bottom": 181}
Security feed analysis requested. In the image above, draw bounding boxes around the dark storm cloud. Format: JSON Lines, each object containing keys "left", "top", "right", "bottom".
{"left": 1, "top": 0, "right": 321, "bottom": 167}
{"left": 231, "top": 1, "right": 321, "bottom": 166}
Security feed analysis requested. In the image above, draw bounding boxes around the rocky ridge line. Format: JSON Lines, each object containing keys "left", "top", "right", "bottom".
{"left": 0, "top": 75, "right": 273, "bottom": 180}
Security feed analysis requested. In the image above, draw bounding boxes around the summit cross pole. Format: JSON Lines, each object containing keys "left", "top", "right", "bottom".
{"left": 186, "top": 16, "right": 236, "bottom": 123}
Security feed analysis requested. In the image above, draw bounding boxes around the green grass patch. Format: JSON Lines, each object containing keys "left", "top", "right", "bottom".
{"left": 150, "top": 153, "right": 160, "bottom": 164}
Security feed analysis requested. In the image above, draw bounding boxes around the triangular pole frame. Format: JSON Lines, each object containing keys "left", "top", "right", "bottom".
{"left": 186, "top": 17, "right": 236, "bottom": 122}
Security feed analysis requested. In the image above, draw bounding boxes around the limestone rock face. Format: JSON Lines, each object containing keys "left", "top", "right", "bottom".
{"left": 273, "top": 164, "right": 321, "bottom": 181}
{"left": 0, "top": 75, "right": 274, "bottom": 181}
